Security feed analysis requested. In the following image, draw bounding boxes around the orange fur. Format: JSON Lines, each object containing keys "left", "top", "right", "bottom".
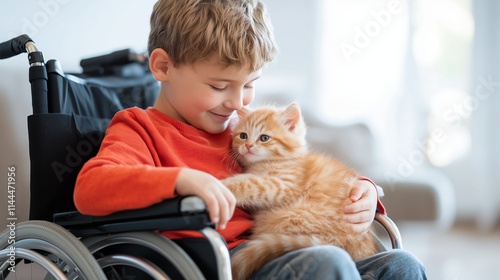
{"left": 222, "top": 103, "right": 378, "bottom": 280}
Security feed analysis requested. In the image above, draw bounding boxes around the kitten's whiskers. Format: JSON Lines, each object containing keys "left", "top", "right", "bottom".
{"left": 222, "top": 148, "right": 241, "bottom": 170}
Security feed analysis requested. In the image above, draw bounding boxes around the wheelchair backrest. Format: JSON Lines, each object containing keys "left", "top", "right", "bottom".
{"left": 28, "top": 59, "right": 159, "bottom": 221}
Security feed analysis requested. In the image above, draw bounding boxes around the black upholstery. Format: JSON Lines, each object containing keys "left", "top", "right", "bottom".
{"left": 28, "top": 60, "right": 159, "bottom": 221}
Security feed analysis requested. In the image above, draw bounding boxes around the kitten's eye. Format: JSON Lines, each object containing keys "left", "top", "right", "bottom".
{"left": 239, "top": 133, "right": 248, "bottom": 140}
{"left": 259, "top": 135, "right": 270, "bottom": 142}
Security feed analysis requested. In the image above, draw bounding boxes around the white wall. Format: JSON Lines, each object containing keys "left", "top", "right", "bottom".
{"left": 0, "top": 0, "right": 315, "bottom": 222}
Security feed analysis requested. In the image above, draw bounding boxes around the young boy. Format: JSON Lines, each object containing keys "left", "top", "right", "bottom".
{"left": 74, "top": 0, "right": 427, "bottom": 278}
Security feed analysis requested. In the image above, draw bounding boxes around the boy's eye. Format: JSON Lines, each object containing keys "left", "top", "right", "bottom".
{"left": 239, "top": 133, "right": 248, "bottom": 140}
{"left": 259, "top": 135, "right": 270, "bottom": 142}
{"left": 210, "top": 85, "right": 227, "bottom": 91}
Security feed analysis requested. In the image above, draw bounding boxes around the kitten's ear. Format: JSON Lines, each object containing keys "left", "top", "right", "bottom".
{"left": 237, "top": 106, "right": 251, "bottom": 119}
{"left": 280, "top": 102, "right": 302, "bottom": 131}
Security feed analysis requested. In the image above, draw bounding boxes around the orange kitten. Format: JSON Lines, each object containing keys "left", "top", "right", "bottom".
{"left": 222, "top": 102, "right": 378, "bottom": 280}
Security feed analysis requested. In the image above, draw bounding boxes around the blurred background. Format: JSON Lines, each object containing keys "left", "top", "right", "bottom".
{"left": 1, "top": 0, "right": 499, "bottom": 279}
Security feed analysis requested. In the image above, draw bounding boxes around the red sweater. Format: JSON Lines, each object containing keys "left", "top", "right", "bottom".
{"left": 74, "top": 107, "right": 385, "bottom": 249}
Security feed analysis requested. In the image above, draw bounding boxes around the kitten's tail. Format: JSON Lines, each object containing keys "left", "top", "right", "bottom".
{"left": 231, "top": 233, "right": 322, "bottom": 280}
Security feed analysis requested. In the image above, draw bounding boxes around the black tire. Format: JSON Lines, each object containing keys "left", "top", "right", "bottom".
{"left": 0, "top": 220, "right": 106, "bottom": 279}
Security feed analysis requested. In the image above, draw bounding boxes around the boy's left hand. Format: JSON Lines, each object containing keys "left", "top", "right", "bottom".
{"left": 343, "top": 179, "right": 377, "bottom": 234}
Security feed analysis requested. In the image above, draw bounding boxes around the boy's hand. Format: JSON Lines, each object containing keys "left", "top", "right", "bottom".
{"left": 176, "top": 168, "right": 236, "bottom": 230}
{"left": 343, "top": 179, "right": 378, "bottom": 234}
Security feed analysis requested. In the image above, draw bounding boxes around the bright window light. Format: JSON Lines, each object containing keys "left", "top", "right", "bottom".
{"left": 316, "top": 0, "right": 473, "bottom": 167}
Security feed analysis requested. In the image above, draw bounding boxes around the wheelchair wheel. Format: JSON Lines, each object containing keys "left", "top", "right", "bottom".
{"left": 0, "top": 220, "right": 106, "bottom": 280}
{"left": 83, "top": 232, "right": 206, "bottom": 280}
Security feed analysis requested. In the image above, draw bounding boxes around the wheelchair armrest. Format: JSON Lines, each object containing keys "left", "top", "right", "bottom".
{"left": 53, "top": 196, "right": 213, "bottom": 237}
{"left": 374, "top": 212, "right": 403, "bottom": 250}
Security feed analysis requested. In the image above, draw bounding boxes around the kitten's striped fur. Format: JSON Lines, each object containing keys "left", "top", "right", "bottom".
{"left": 222, "top": 102, "right": 378, "bottom": 280}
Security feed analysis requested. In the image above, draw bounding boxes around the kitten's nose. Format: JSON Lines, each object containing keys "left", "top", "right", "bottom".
{"left": 245, "top": 144, "right": 253, "bottom": 151}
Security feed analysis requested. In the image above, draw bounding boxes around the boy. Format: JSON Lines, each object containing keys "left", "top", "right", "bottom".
{"left": 74, "top": 0, "right": 426, "bottom": 278}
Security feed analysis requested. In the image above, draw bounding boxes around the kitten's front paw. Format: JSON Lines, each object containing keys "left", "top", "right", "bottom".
{"left": 220, "top": 176, "right": 240, "bottom": 192}
{"left": 220, "top": 178, "right": 231, "bottom": 189}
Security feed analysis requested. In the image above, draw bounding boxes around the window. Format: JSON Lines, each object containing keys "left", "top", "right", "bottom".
{"left": 315, "top": 0, "right": 473, "bottom": 167}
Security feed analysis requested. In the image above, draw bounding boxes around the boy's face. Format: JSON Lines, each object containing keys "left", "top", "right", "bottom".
{"left": 160, "top": 55, "right": 262, "bottom": 134}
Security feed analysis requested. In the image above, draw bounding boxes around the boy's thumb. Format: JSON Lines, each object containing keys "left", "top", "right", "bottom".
{"left": 349, "top": 188, "right": 363, "bottom": 202}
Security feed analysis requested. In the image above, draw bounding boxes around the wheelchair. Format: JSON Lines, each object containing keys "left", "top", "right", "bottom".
{"left": 0, "top": 34, "right": 403, "bottom": 279}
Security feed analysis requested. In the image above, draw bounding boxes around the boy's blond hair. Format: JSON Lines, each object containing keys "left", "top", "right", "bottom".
{"left": 148, "top": 0, "right": 278, "bottom": 71}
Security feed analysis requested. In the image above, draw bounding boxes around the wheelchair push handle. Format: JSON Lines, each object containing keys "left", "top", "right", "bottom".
{"left": 0, "top": 34, "right": 48, "bottom": 114}
{"left": 0, "top": 34, "right": 34, "bottom": 59}
{"left": 0, "top": 34, "right": 45, "bottom": 65}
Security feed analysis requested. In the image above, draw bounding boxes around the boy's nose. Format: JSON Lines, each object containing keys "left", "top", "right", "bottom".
{"left": 224, "top": 89, "right": 244, "bottom": 110}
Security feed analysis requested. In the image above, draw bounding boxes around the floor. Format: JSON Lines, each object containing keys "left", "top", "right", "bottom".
{"left": 388, "top": 222, "right": 500, "bottom": 280}
{"left": 6, "top": 222, "right": 500, "bottom": 279}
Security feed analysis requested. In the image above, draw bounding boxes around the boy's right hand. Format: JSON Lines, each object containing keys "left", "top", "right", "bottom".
{"left": 176, "top": 168, "right": 236, "bottom": 230}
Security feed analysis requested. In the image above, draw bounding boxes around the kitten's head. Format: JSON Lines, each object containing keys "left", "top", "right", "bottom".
{"left": 230, "top": 102, "right": 307, "bottom": 167}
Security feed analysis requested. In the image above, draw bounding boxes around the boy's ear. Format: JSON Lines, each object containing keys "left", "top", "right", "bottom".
{"left": 149, "top": 48, "right": 172, "bottom": 82}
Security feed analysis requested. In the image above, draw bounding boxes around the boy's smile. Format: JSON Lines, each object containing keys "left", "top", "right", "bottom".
{"left": 151, "top": 50, "right": 261, "bottom": 134}
{"left": 209, "top": 111, "right": 233, "bottom": 122}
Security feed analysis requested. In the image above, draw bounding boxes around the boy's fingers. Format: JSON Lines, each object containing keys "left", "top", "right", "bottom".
{"left": 218, "top": 192, "right": 230, "bottom": 230}
{"left": 215, "top": 186, "right": 236, "bottom": 230}
{"left": 349, "top": 187, "right": 364, "bottom": 202}
{"left": 344, "top": 210, "right": 372, "bottom": 234}
{"left": 203, "top": 193, "right": 220, "bottom": 226}
{"left": 223, "top": 187, "right": 237, "bottom": 217}
{"left": 211, "top": 184, "right": 235, "bottom": 230}
{"left": 344, "top": 209, "right": 372, "bottom": 224}
{"left": 349, "top": 221, "right": 371, "bottom": 234}
{"left": 344, "top": 197, "right": 369, "bottom": 214}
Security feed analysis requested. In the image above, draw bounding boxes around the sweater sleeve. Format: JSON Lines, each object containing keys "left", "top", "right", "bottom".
{"left": 74, "top": 109, "right": 179, "bottom": 216}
